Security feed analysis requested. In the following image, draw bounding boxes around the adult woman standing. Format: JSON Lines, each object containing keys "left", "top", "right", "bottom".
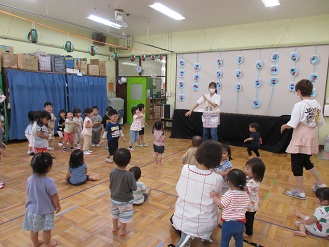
{"left": 185, "top": 82, "right": 221, "bottom": 141}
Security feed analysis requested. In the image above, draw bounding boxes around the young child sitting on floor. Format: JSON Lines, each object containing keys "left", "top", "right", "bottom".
{"left": 129, "top": 166, "right": 152, "bottom": 205}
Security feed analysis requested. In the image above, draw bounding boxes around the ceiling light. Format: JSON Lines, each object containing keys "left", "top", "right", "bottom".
{"left": 121, "top": 62, "right": 137, "bottom": 66}
{"left": 261, "top": 0, "right": 280, "bottom": 7}
{"left": 87, "top": 15, "right": 122, "bottom": 29}
{"left": 148, "top": 3, "right": 185, "bottom": 20}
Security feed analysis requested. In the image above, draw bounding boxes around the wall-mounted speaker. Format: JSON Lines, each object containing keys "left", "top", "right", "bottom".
{"left": 92, "top": 33, "right": 106, "bottom": 46}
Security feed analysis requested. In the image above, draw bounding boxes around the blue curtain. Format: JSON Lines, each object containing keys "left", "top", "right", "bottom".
{"left": 67, "top": 74, "right": 107, "bottom": 117}
{"left": 7, "top": 70, "right": 66, "bottom": 140}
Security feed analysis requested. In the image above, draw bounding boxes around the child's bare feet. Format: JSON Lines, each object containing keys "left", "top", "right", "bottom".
{"left": 119, "top": 229, "right": 130, "bottom": 236}
{"left": 112, "top": 226, "right": 120, "bottom": 232}
{"left": 293, "top": 231, "right": 307, "bottom": 237}
{"left": 47, "top": 239, "right": 57, "bottom": 247}
{"left": 34, "top": 239, "right": 44, "bottom": 247}
{"left": 243, "top": 233, "right": 251, "bottom": 238}
{"left": 294, "top": 207, "right": 302, "bottom": 218}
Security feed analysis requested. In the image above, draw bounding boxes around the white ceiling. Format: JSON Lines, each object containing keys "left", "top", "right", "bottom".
{"left": 1, "top": 0, "right": 329, "bottom": 38}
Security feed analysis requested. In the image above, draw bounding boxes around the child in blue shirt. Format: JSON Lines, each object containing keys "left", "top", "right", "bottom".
{"left": 214, "top": 144, "right": 233, "bottom": 194}
{"left": 102, "top": 109, "right": 126, "bottom": 163}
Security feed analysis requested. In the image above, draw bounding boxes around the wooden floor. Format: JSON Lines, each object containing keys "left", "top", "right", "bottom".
{"left": 0, "top": 125, "right": 328, "bottom": 247}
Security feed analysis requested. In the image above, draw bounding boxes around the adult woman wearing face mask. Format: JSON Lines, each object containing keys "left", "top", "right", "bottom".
{"left": 185, "top": 82, "right": 221, "bottom": 141}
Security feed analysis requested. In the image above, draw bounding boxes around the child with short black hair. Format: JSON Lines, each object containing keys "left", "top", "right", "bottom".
{"left": 25, "top": 111, "right": 35, "bottom": 155}
{"left": 244, "top": 158, "right": 266, "bottom": 237}
{"left": 62, "top": 112, "right": 78, "bottom": 152}
{"left": 137, "top": 103, "right": 148, "bottom": 147}
{"left": 34, "top": 111, "right": 51, "bottom": 153}
{"left": 129, "top": 166, "right": 152, "bottom": 204}
{"left": 44, "top": 102, "right": 56, "bottom": 151}
{"left": 181, "top": 135, "right": 202, "bottom": 166}
{"left": 65, "top": 150, "right": 100, "bottom": 185}
{"left": 210, "top": 169, "right": 250, "bottom": 247}
{"left": 57, "top": 109, "right": 66, "bottom": 146}
{"left": 244, "top": 122, "right": 262, "bottom": 158}
{"left": 110, "top": 148, "right": 137, "bottom": 236}
{"left": 82, "top": 108, "right": 94, "bottom": 155}
{"left": 294, "top": 187, "right": 329, "bottom": 238}
{"left": 152, "top": 120, "right": 165, "bottom": 165}
{"left": 214, "top": 144, "right": 233, "bottom": 195}
{"left": 22, "top": 152, "right": 61, "bottom": 247}
{"left": 129, "top": 106, "right": 144, "bottom": 151}
{"left": 91, "top": 106, "right": 102, "bottom": 147}
{"left": 73, "top": 108, "right": 83, "bottom": 149}
{"left": 102, "top": 106, "right": 114, "bottom": 130}
{"left": 102, "top": 109, "right": 126, "bottom": 163}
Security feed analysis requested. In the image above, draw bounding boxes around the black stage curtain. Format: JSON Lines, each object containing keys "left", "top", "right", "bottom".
{"left": 170, "top": 109, "right": 293, "bottom": 154}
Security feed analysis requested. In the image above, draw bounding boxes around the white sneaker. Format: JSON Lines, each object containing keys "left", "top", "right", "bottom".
{"left": 285, "top": 189, "right": 305, "bottom": 200}
{"left": 83, "top": 151, "right": 91, "bottom": 155}
{"left": 58, "top": 142, "right": 63, "bottom": 146}
{"left": 87, "top": 150, "right": 94, "bottom": 153}
{"left": 92, "top": 144, "right": 96, "bottom": 147}
{"left": 47, "top": 147, "right": 54, "bottom": 151}
{"left": 27, "top": 151, "right": 31, "bottom": 155}
{"left": 128, "top": 147, "right": 135, "bottom": 151}
{"left": 77, "top": 144, "right": 81, "bottom": 149}
{"left": 143, "top": 143, "right": 148, "bottom": 147}
{"left": 137, "top": 144, "right": 143, "bottom": 147}
{"left": 96, "top": 144, "right": 100, "bottom": 147}
{"left": 106, "top": 157, "right": 113, "bottom": 163}
{"left": 312, "top": 183, "right": 327, "bottom": 192}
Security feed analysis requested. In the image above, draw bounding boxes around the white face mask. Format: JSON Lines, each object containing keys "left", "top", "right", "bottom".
{"left": 209, "top": 88, "right": 215, "bottom": 94}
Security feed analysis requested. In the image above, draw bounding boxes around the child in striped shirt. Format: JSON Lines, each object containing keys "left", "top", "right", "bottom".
{"left": 210, "top": 169, "right": 249, "bottom": 247}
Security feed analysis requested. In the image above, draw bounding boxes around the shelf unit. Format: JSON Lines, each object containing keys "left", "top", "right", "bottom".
{"left": 146, "top": 97, "right": 166, "bottom": 120}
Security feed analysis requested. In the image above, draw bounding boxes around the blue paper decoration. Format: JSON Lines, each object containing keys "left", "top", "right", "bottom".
{"left": 270, "top": 65, "right": 279, "bottom": 75}
{"left": 252, "top": 99, "right": 260, "bottom": 108}
{"left": 178, "top": 59, "right": 186, "bottom": 68}
{"left": 216, "top": 70, "right": 223, "bottom": 79}
{"left": 179, "top": 70, "right": 185, "bottom": 78}
{"left": 216, "top": 82, "right": 222, "bottom": 90}
{"left": 193, "top": 63, "right": 201, "bottom": 72}
{"left": 193, "top": 73, "right": 200, "bottom": 82}
{"left": 288, "top": 82, "right": 296, "bottom": 92}
{"left": 216, "top": 58, "right": 223, "bottom": 67}
{"left": 310, "top": 55, "right": 320, "bottom": 65}
{"left": 290, "top": 67, "right": 298, "bottom": 77}
{"left": 269, "top": 77, "right": 278, "bottom": 86}
{"left": 310, "top": 89, "right": 317, "bottom": 98}
{"left": 290, "top": 51, "right": 299, "bottom": 62}
{"left": 178, "top": 81, "right": 185, "bottom": 89}
{"left": 309, "top": 73, "right": 319, "bottom": 83}
{"left": 192, "top": 83, "right": 200, "bottom": 92}
{"left": 178, "top": 94, "right": 185, "bottom": 101}
{"left": 236, "top": 55, "right": 244, "bottom": 64}
{"left": 136, "top": 66, "right": 143, "bottom": 73}
{"left": 271, "top": 52, "right": 280, "bottom": 63}
{"left": 256, "top": 60, "right": 263, "bottom": 70}
{"left": 235, "top": 83, "right": 242, "bottom": 92}
{"left": 254, "top": 79, "right": 262, "bottom": 88}
{"left": 235, "top": 69, "right": 243, "bottom": 79}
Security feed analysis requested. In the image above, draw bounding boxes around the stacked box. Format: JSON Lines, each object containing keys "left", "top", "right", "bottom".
{"left": 17, "top": 54, "right": 38, "bottom": 71}
{"left": 51, "top": 55, "right": 66, "bottom": 72}
{"left": 1, "top": 54, "right": 18, "bottom": 68}
{"left": 74, "top": 58, "right": 81, "bottom": 70}
{"left": 99, "top": 61, "right": 106, "bottom": 76}
{"left": 154, "top": 106, "right": 161, "bottom": 119}
{"left": 90, "top": 59, "right": 99, "bottom": 65}
{"left": 80, "top": 61, "right": 88, "bottom": 75}
{"left": 34, "top": 52, "right": 51, "bottom": 71}
{"left": 0, "top": 45, "right": 13, "bottom": 54}
{"left": 88, "top": 64, "right": 99, "bottom": 75}
{"left": 65, "top": 55, "right": 74, "bottom": 69}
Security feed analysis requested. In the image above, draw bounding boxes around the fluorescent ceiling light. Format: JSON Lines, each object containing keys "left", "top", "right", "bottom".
{"left": 261, "top": 0, "right": 280, "bottom": 7}
{"left": 148, "top": 3, "right": 185, "bottom": 20}
{"left": 87, "top": 15, "right": 122, "bottom": 29}
{"left": 121, "top": 62, "right": 137, "bottom": 66}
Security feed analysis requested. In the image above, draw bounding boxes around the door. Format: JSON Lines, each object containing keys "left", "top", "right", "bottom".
{"left": 127, "top": 77, "right": 147, "bottom": 125}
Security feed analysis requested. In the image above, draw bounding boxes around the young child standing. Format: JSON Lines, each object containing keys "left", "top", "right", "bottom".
{"left": 129, "top": 106, "right": 143, "bottom": 151}
{"left": 293, "top": 187, "right": 329, "bottom": 238}
{"left": 25, "top": 111, "right": 35, "bottom": 155}
{"left": 82, "top": 108, "right": 94, "bottom": 155}
{"left": 102, "top": 106, "right": 114, "bottom": 150}
{"left": 210, "top": 169, "right": 250, "bottom": 247}
{"left": 110, "top": 148, "right": 137, "bottom": 236}
{"left": 91, "top": 106, "right": 102, "bottom": 147}
{"left": 281, "top": 79, "right": 326, "bottom": 199}
{"left": 129, "top": 166, "right": 152, "bottom": 205}
{"left": 65, "top": 150, "right": 100, "bottom": 185}
{"left": 181, "top": 135, "right": 202, "bottom": 166}
{"left": 56, "top": 109, "right": 66, "bottom": 146}
{"left": 102, "top": 109, "right": 126, "bottom": 163}
{"left": 137, "top": 103, "right": 148, "bottom": 147}
{"left": 214, "top": 144, "right": 233, "bottom": 194}
{"left": 44, "top": 102, "right": 56, "bottom": 151}
{"left": 244, "top": 158, "right": 266, "bottom": 237}
{"left": 244, "top": 122, "right": 262, "bottom": 159}
{"left": 62, "top": 112, "right": 78, "bottom": 152}
{"left": 152, "top": 121, "right": 165, "bottom": 165}
{"left": 22, "top": 152, "right": 61, "bottom": 247}
{"left": 34, "top": 111, "right": 51, "bottom": 153}
{"left": 73, "top": 108, "right": 83, "bottom": 149}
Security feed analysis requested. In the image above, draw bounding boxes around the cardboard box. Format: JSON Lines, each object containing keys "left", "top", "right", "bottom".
{"left": 74, "top": 58, "right": 81, "bottom": 70}
{"left": 90, "top": 59, "right": 99, "bottom": 65}
{"left": 17, "top": 54, "right": 38, "bottom": 71}
{"left": 88, "top": 64, "right": 99, "bottom": 75}
{"left": 0, "top": 45, "right": 13, "bottom": 54}
{"left": 80, "top": 63, "right": 88, "bottom": 75}
{"left": 99, "top": 61, "right": 106, "bottom": 76}
{"left": 65, "top": 55, "right": 74, "bottom": 69}
{"left": 1, "top": 54, "right": 18, "bottom": 68}
{"left": 66, "top": 68, "right": 79, "bottom": 74}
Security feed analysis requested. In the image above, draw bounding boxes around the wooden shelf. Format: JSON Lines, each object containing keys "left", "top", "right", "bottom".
{"left": 145, "top": 97, "right": 166, "bottom": 120}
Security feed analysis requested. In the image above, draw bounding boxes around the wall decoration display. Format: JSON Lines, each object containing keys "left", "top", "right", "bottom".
{"left": 141, "top": 54, "right": 146, "bottom": 61}
{"left": 216, "top": 70, "right": 223, "bottom": 79}
{"left": 112, "top": 52, "right": 119, "bottom": 61}
{"left": 178, "top": 93, "right": 185, "bottom": 102}
{"left": 193, "top": 63, "right": 201, "bottom": 72}
{"left": 136, "top": 65, "right": 143, "bottom": 74}
{"left": 178, "top": 81, "right": 185, "bottom": 89}
{"left": 192, "top": 83, "right": 200, "bottom": 92}
{"left": 158, "top": 54, "right": 163, "bottom": 60}
{"left": 236, "top": 55, "right": 244, "bottom": 64}
{"left": 150, "top": 54, "right": 156, "bottom": 60}
{"left": 193, "top": 73, "right": 200, "bottom": 82}
{"left": 288, "top": 48, "right": 299, "bottom": 92}
{"left": 256, "top": 60, "right": 263, "bottom": 70}
{"left": 88, "top": 46, "right": 97, "bottom": 56}
{"left": 310, "top": 89, "right": 317, "bottom": 98}
{"left": 290, "top": 51, "right": 299, "bottom": 62}
{"left": 178, "top": 70, "right": 185, "bottom": 78}
{"left": 235, "top": 69, "right": 243, "bottom": 79}
{"left": 270, "top": 65, "right": 279, "bottom": 75}
{"left": 27, "top": 28, "right": 38, "bottom": 43}
{"left": 175, "top": 45, "right": 329, "bottom": 116}
{"left": 130, "top": 54, "right": 136, "bottom": 61}
{"left": 289, "top": 67, "right": 298, "bottom": 77}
